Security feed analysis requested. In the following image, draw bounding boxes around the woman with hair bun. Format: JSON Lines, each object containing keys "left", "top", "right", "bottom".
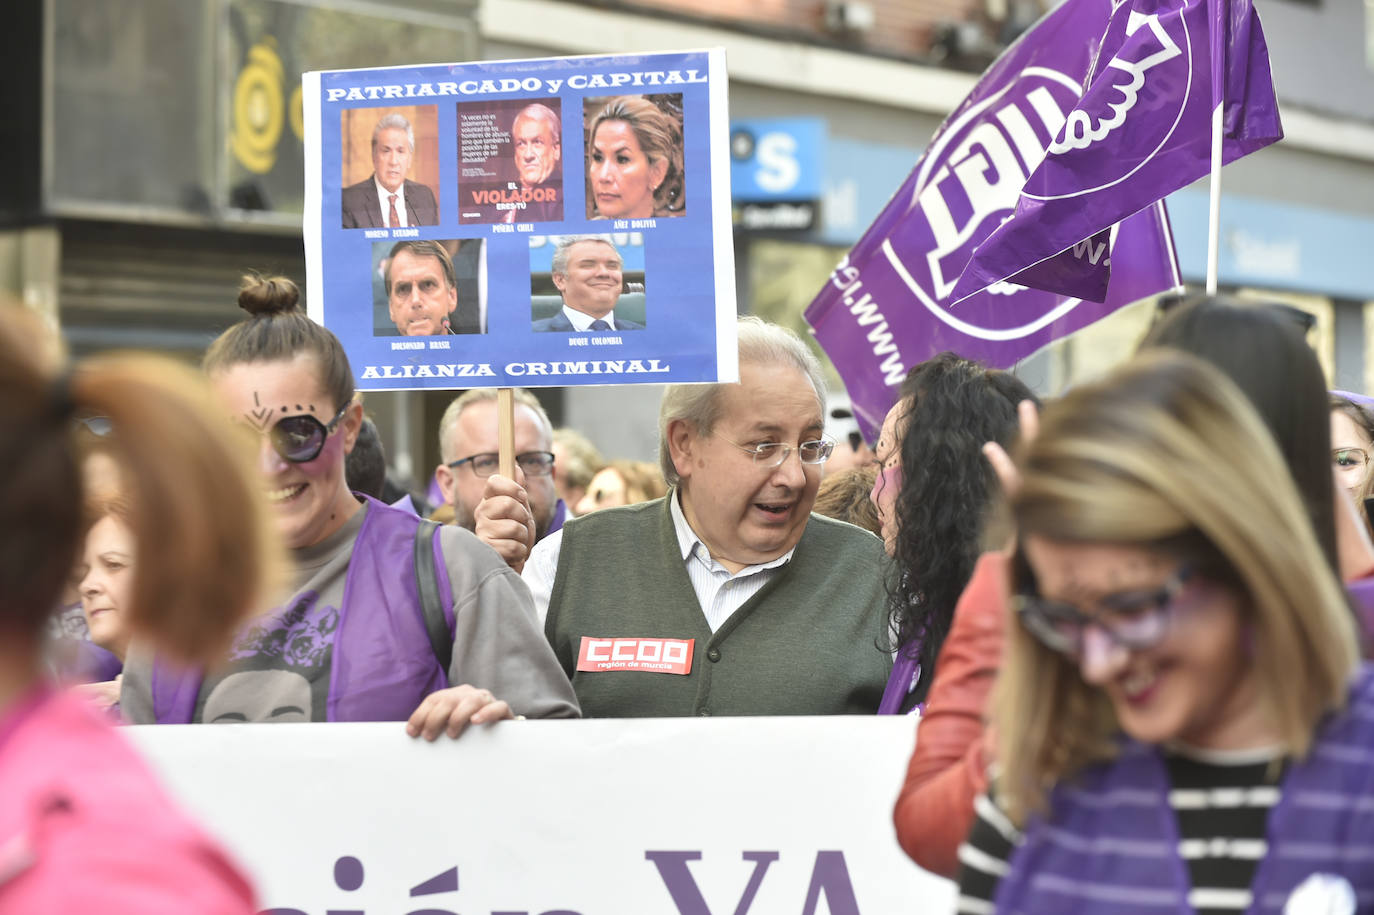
{"left": 587, "top": 95, "right": 684, "bottom": 219}
{"left": 957, "top": 351, "right": 1371, "bottom": 913}
{"left": 0, "top": 306, "right": 274, "bottom": 912}
{"left": 120, "top": 275, "right": 578, "bottom": 734}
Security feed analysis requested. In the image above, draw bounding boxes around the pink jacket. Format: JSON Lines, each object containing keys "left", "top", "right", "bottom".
{"left": 0, "top": 690, "right": 255, "bottom": 913}
{"left": 892, "top": 551, "right": 1007, "bottom": 879}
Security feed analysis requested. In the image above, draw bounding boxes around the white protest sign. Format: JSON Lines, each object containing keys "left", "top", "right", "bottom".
{"left": 130, "top": 716, "right": 955, "bottom": 914}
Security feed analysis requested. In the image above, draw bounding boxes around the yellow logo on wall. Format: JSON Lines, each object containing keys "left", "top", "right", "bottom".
{"left": 231, "top": 37, "right": 304, "bottom": 174}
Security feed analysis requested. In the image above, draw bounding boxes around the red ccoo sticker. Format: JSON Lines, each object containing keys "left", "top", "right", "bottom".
{"left": 576, "top": 637, "right": 695, "bottom": 675}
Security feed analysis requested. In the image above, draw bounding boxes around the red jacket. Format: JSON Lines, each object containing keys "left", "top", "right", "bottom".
{"left": 892, "top": 551, "right": 1007, "bottom": 878}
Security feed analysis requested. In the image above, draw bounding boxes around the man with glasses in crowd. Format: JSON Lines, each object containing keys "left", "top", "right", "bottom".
{"left": 434, "top": 388, "right": 565, "bottom": 570}
{"left": 517, "top": 316, "right": 893, "bottom": 717}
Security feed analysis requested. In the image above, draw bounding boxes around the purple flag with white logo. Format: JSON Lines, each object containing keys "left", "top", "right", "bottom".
{"left": 951, "top": 0, "right": 1281, "bottom": 304}
{"left": 804, "top": 0, "right": 1181, "bottom": 441}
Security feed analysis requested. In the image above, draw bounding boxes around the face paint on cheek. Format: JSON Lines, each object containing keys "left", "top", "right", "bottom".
{"left": 297, "top": 427, "right": 347, "bottom": 472}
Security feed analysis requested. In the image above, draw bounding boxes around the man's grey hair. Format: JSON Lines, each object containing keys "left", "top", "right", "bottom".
{"left": 551, "top": 235, "right": 620, "bottom": 278}
{"left": 514, "top": 103, "right": 561, "bottom": 142}
{"left": 372, "top": 113, "right": 415, "bottom": 153}
{"left": 438, "top": 387, "right": 552, "bottom": 464}
{"left": 657, "top": 316, "right": 827, "bottom": 486}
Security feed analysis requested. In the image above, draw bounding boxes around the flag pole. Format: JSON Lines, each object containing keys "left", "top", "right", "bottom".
{"left": 1206, "top": 104, "right": 1223, "bottom": 295}
{"left": 1205, "top": 0, "right": 1224, "bottom": 295}
{"left": 497, "top": 387, "right": 515, "bottom": 478}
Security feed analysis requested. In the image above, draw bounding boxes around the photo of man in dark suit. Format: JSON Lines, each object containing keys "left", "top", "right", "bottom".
{"left": 501, "top": 103, "right": 563, "bottom": 224}
{"left": 384, "top": 239, "right": 482, "bottom": 336}
{"left": 341, "top": 113, "right": 438, "bottom": 229}
{"left": 532, "top": 236, "right": 643, "bottom": 332}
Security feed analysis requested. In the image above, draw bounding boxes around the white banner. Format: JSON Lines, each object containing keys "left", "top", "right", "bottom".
{"left": 130, "top": 716, "right": 955, "bottom": 914}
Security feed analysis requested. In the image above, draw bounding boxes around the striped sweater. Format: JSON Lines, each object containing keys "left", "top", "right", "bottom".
{"left": 957, "top": 665, "right": 1374, "bottom": 914}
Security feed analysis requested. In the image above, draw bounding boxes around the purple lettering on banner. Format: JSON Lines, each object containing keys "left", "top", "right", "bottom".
{"left": 952, "top": 0, "right": 1280, "bottom": 304}
{"left": 410, "top": 866, "right": 460, "bottom": 896}
{"left": 803, "top": 0, "right": 1181, "bottom": 441}
{"left": 800, "top": 851, "right": 860, "bottom": 915}
{"left": 645, "top": 850, "right": 779, "bottom": 915}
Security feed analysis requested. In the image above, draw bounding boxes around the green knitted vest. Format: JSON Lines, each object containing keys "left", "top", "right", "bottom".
{"left": 545, "top": 494, "right": 892, "bottom": 717}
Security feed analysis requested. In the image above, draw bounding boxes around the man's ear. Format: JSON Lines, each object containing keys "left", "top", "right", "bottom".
{"left": 666, "top": 418, "right": 697, "bottom": 482}
{"left": 551, "top": 271, "right": 567, "bottom": 294}
{"left": 434, "top": 462, "right": 456, "bottom": 505}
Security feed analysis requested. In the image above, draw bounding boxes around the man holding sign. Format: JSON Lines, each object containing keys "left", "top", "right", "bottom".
{"left": 520, "top": 318, "right": 891, "bottom": 717}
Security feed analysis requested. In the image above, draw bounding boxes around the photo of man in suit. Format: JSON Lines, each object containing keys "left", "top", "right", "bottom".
{"left": 502, "top": 103, "right": 563, "bottom": 224}
{"left": 384, "top": 240, "right": 480, "bottom": 336}
{"left": 532, "top": 236, "right": 643, "bottom": 332}
{"left": 342, "top": 113, "right": 439, "bottom": 229}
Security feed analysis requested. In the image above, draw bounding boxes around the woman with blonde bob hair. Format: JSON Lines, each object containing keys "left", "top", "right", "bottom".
{"left": 957, "top": 351, "right": 1370, "bottom": 914}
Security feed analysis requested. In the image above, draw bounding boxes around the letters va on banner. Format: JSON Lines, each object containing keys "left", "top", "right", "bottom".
{"left": 803, "top": 0, "right": 1180, "bottom": 441}
{"left": 131, "top": 717, "right": 956, "bottom": 913}
{"left": 302, "top": 50, "right": 738, "bottom": 392}
{"left": 952, "top": 0, "right": 1282, "bottom": 304}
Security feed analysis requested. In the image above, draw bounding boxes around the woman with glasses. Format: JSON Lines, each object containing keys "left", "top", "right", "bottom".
{"left": 897, "top": 297, "right": 1368, "bottom": 878}
{"left": 121, "top": 276, "right": 578, "bottom": 733}
{"left": 868, "top": 352, "right": 1036, "bottom": 715}
{"left": 1330, "top": 393, "right": 1374, "bottom": 500}
{"left": 0, "top": 306, "right": 271, "bottom": 911}
{"left": 956, "top": 351, "right": 1370, "bottom": 914}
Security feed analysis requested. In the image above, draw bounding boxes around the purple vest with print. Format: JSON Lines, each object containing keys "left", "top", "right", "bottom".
{"left": 150, "top": 497, "right": 454, "bottom": 723}
{"left": 994, "top": 665, "right": 1374, "bottom": 914}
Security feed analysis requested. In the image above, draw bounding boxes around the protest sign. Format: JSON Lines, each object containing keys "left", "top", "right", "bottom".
{"left": 130, "top": 716, "right": 954, "bottom": 914}
{"left": 302, "top": 50, "right": 738, "bottom": 391}
{"left": 952, "top": 0, "right": 1282, "bottom": 304}
{"left": 804, "top": 0, "right": 1181, "bottom": 441}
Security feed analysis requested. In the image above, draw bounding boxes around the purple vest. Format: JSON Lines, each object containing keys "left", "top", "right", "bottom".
{"left": 150, "top": 497, "right": 455, "bottom": 723}
{"left": 1347, "top": 576, "right": 1374, "bottom": 646}
{"left": 995, "top": 665, "right": 1374, "bottom": 914}
{"left": 877, "top": 650, "right": 921, "bottom": 715}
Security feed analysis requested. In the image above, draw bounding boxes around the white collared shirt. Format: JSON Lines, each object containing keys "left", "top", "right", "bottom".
{"left": 522, "top": 489, "right": 795, "bottom": 631}
{"left": 374, "top": 176, "right": 410, "bottom": 227}
{"left": 560, "top": 305, "right": 618, "bottom": 331}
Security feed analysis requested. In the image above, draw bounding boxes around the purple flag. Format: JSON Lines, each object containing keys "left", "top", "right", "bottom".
{"left": 804, "top": 0, "right": 1181, "bottom": 441}
{"left": 951, "top": 0, "right": 1281, "bottom": 305}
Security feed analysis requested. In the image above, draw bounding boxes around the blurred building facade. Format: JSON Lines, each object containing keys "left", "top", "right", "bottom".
{"left": 4, "top": 0, "right": 1373, "bottom": 487}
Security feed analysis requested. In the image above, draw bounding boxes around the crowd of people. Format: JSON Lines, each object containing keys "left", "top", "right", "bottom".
{"left": 8, "top": 280, "right": 1374, "bottom": 912}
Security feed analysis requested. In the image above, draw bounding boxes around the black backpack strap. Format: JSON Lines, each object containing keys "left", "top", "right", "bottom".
{"left": 413, "top": 519, "right": 453, "bottom": 676}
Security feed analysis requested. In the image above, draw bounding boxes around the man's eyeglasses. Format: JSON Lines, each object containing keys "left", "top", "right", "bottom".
{"left": 448, "top": 451, "right": 555, "bottom": 478}
{"left": 717, "top": 434, "right": 835, "bottom": 468}
{"left": 264, "top": 403, "right": 351, "bottom": 464}
{"left": 1014, "top": 567, "right": 1195, "bottom": 657}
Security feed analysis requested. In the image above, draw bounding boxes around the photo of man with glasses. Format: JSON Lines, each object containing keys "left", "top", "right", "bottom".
{"left": 433, "top": 388, "right": 564, "bottom": 557}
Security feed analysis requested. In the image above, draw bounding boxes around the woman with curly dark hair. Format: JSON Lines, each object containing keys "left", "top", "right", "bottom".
{"left": 870, "top": 352, "right": 1036, "bottom": 715}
